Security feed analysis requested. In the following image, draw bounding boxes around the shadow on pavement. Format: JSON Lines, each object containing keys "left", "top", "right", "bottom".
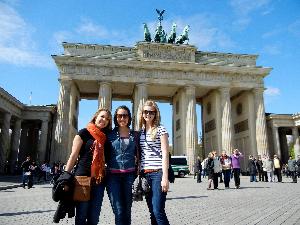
{"left": 167, "top": 195, "right": 208, "bottom": 200}
{"left": 0, "top": 209, "right": 55, "bottom": 217}
{"left": 238, "top": 186, "right": 270, "bottom": 189}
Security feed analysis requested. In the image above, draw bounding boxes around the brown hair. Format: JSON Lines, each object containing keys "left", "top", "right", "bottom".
{"left": 89, "top": 108, "right": 112, "bottom": 131}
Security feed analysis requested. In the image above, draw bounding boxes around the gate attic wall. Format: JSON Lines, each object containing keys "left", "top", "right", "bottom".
{"left": 52, "top": 42, "right": 272, "bottom": 172}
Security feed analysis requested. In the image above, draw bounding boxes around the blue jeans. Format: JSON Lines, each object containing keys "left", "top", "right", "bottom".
{"left": 222, "top": 170, "right": 231, "bottom": 188}
{"left": 22, "top": 172, "right": 33, "bottom": 188}
{"left": 106, "top": 172, "right": 135, "bottom": 225}
{"left": 250, "top": 175, "right": 257, "bottom": 182}
{"left": 75, "top": 182, "right": 105, "bottom": 225}
{"left": 144, "top": 171, "right": 170, "bottom": 225}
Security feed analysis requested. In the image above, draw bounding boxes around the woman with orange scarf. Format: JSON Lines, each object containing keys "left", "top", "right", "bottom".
{"left": 64, "top": 108, "right": 112, "bottom": 225}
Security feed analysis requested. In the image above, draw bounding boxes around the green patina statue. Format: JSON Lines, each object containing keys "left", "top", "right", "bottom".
{"left": 143, "top": 23, "right": 152, "bottom": 42}
{"left": 143, "top": 10, "right": 189, "bottom": 45}
{"left": 175, "top": 25, "right": 190, "bottom": 44}
{"left": 167, "top": 23, "right": 177, "bottom": 44}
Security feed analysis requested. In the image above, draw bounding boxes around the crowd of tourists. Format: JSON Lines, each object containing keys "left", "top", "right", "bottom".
{"left": 194, "top": 151, "right": 300, "bottom": 190}
{"left": 21, "top": 157, "right": 65, "bottom": 189}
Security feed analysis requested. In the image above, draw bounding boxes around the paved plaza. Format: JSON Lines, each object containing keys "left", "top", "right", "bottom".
{"left": 0, "top": 175, "right": 299, "bottom": 225}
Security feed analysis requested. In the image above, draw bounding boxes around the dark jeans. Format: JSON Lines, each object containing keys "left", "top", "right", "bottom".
{"left": 258, "top": 171, "right": 264, "bottom": 181}
{"left": 203, "top": 168, "right": 207, "bottom": 178}
{"left": 144, "top": 171, "right": 170, "bottom": 225}
{"left": 75, "top": 182, "right": 105, "bottom": 225}
{"left": 274, "top": 168, "right": 282, "bottom": 182}
{"left": 263, "top": 171, "right": 268, "bottom": 182}
{"left": 222, "top": 169, "right": 231, "bottom": 188}
{"left": 196, "top": 170, "right": 202, "bottom": 183}
{"left": 232, "top": 168, "right": 241, "bottom": 187}
{"left": 213, "top": 173, "right": 219, "bottom": 189}
{"left": 22, "top": 172, "right": 33, "bottom": 188}
{"left": 106, "top": 172, "right": 135, "bottom": 225}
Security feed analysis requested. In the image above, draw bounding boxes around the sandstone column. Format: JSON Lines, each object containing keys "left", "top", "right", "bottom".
{"left": 292, "top": 127, "right": 300, "bottom": 157}
{"left": 272, "top": 126, "right": 281, "bottom": 158}
{"left": 185, "top": 86, "right": 197, "bottom": 173}
{"left": 0, "top": 112, "right": 12, "bottom": 173}
{"left": 133, "top": 83, "right": 148, "bottom": 131}
{"left": 54, "top": 79, "right": 72, "bottom": 162}
{"left": 219, "top": 87, "right": 233, "bottom": 153}
{"left": 98, "top": 82, "right": 112, "bottom": 110}
{"left": 9, "top": 118, "right": 22, "bottom": 173}
{"left": 253, "top": 88, "right": 268, "bottom": 156}
{"left": 37, "top": 120, "right": 49, "bottom": 163}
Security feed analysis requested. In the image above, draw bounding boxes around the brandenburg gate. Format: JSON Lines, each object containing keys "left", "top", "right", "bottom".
{"left": 52, "top": 41, "right": 272, "bottom": 170}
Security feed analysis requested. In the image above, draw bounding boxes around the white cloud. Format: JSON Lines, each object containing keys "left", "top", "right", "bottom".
{"left": 262, "top": 45, "right": 281, "bottom": 55}
{"left": 0, "top": 2, "right": 52, "bottom": 68}
{"left": 265, "top": 86, "right": 281, "bottom": 97}
{"left": 230, "top": 0, "right": 271, "bottom": 29}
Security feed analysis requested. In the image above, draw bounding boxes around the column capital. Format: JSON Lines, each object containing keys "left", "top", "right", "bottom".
{"left": 219, "top": 86, "right": 230, "bottom": 94}
{"left": 184, "top": 85, "right": 196, "bottom": 95}
{"left": 253, "top": 87, "right": 265, "bottom": 96}
{"left": 98, "top": 81, "right": 111, "bottom": 86}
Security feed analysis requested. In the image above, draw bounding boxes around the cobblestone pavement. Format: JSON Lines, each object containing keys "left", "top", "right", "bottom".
{"left": 0, "top": 175, "right": 299, "bottom": 225}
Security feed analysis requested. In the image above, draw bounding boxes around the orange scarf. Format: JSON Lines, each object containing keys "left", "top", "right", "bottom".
{"left": 87, "top": 122, "right": 106, "bottom": 184}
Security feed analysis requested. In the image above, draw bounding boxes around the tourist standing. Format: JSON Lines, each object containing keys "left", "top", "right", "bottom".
{"left": 21, "top": 156, "right": 33, "bottom": 189}
{"left": 262, "top": 154, "right": 269, "bottom": 182}
{"left": 256, "top": 156, "right": 264, "bottom": 182}
{"left": 263, "top": 156, "right": 274, "bottom": 182}
{"left": 139, "top": 100, "right": 170, "bottom": 225}
{"left": 195, "top": 156, "right": 202, "bottom": 183}
{"left": 105, "top": 106, "right": 138, "bottom": 225}
{"left": 248, "top": 155, "right": 257, "bottom": 182}
{"left": 64, "top": 108, "right": 112, "bottom": 225}
{"left": 220, "top": 151, "right": 232, "bottom": 189}
{"left": 212, "top": 151, "right": 221, "bottom": 190}
{"left": 202, "top": 157, "right": 208, "bottom": 178}
{"left": 287, "top": 156, "right": 297, "bottom": 183}
{"left": 273, "top": 155, "right": 282, "bottom": 182}
{"left": 231, "top": 149, "right": 243, "bottom": 189}
{"left": 206, "top": 152, "right": 214, "bottom": 190}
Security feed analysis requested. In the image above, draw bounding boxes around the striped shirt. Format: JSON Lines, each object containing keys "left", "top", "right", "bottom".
{"left": 140, "top": 125, "right": 168, "bottom": 170}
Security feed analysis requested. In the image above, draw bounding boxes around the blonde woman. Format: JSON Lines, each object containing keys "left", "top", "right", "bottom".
{"left": 139, "top": 100, "right": 170, "bottom": 225}
{"left": 64, "top": 108, "right": 112, "bottom": 225}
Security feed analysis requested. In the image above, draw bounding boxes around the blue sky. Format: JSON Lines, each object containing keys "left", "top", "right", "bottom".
{"left": 0, "top": 0, "right": 299, "bottom": 142}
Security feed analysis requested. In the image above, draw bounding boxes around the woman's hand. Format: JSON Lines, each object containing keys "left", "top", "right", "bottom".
{"left": 161, "top": 176, "right": 169, "bottom": 192}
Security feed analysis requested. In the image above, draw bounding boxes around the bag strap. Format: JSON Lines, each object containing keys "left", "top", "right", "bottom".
{"left": 133, "top": 131, "right": 141, "bottom": 175}
{"left": 144, "top": 131, "right": 162, "bottom": 159}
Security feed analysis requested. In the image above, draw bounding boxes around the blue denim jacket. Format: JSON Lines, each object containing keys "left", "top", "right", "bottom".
{"left": 105, "top": 128, "right": 137, "bottom": 171}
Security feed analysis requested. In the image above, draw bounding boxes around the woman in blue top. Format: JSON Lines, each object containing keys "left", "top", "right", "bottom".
{"left": 105, "top": 105, "right": 138, "bottom": 225}
{"left": 139, "top": 100, "right": 170, "bottom": 225}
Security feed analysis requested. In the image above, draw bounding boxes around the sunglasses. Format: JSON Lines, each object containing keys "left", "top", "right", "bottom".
{"left": 116, "top": 114, "right": 129, "bottom": 119}
{"left": 143, "top": 110, "right": 156, "bottom": 116}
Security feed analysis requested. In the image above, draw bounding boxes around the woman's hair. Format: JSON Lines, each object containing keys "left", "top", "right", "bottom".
{"left": 89, "top": 108, "right": 112, "bottom": 131}
{"left": 113, "top": 105, "right": 132, "bottom": 128}
{"left": 139, "top": 100, "right": 161, "bottom": 140}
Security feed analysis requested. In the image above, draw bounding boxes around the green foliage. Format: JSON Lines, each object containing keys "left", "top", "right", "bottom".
{"left": 289, "top": 145, "right": 295, "bottom": 159}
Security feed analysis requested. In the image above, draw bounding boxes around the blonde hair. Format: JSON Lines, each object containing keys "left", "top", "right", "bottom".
{"left": 138, "top": 100, "right": 161, "bottom": 140}
{"left": 90, "top": 108, "right": 112, "bottom": 130}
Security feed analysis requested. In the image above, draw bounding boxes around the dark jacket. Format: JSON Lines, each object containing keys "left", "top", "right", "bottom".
{"left": 256, "top": 159, "right": 263, "bottom": 172}
{"left": 248, "top": 159, "right": 257, "bottom": 175}
{"left": 206, "top": 158, "right": 214, "bottom": 176}
{"left": 52, "top": 171, "right": 75, "bottom": 223}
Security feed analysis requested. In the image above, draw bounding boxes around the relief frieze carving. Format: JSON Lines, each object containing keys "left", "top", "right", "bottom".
{"left": 60, "top": 65, "right": 261, "bottom": 84}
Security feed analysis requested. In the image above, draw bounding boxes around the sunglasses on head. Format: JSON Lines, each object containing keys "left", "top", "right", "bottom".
{"left": 143, "top": 110, "right": 156, "bottom": 115}
{"left": 116, "top": 114, "right": 129, "bottom": 119}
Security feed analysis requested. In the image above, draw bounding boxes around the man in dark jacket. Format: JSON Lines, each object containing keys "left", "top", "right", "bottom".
{"left": 195, "top": 156, "right": 202, "bottom": 183}
{"left": 248, "top": 155, "right": 257, "bottom": 182}
{"left": 256, "top": 155, "right": 264, "bottom": 182}
{"left": 21, "top": 156, "right": 33, "bottom": 189}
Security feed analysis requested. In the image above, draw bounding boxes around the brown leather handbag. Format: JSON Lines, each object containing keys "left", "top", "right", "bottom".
{"left": 73, "top": 176, "right": 91, "bottom": 202}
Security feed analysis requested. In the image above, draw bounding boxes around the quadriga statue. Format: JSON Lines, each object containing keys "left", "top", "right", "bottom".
{"left": 175, "top": 25, "right": 190, "bottom": 44}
